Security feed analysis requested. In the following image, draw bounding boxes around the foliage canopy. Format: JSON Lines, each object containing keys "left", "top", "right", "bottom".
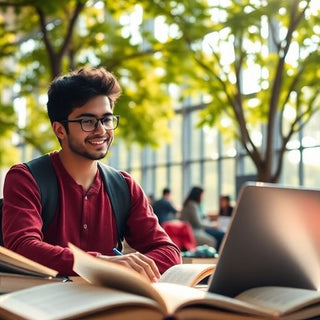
{"left": 0, "top": 0, "right": 319, "bottom": 182}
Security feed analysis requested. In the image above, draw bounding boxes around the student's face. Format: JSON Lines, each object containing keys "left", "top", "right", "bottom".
{"left": 220, "top": 198, "right": 229, "bottom": 208}
{"left": 59, "top": 95, "right": 115, "bottom": 160}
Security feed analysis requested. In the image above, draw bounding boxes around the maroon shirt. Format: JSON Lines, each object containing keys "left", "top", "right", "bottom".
{"left": 2, "top": 152, "right": 181, "bottom": 275}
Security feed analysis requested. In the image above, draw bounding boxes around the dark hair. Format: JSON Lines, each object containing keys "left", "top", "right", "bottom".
{"left": 183, "top": 186, "right": 204, "bottom": 207}
{"left": 220, "top": 195, "right": 230, "bottom": 202}
{"left": 47, "top": 67, "right": 121, "bottom": 124}
{"left": 163, "top": 188, "right": 171, "bottom": 196}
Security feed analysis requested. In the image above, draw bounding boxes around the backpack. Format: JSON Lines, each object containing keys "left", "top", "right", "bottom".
{"left": 0, "top": 154, "right": 130, "bottom": 251}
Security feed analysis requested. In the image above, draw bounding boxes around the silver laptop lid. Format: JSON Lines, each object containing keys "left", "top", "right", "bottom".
{"left": 208, "top": 182, "right": 320, "bottom": 297}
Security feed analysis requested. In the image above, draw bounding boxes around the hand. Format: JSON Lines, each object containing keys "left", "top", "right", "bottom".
{"left": 98, "top": 252, "right": 161, "bottom": 282}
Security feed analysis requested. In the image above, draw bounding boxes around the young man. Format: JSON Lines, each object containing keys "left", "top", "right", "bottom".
{"left": 152, "top": 188, "right": 178, "bottom": 225}
{"left": 2, "top": 67, "right": 181, "bottom": 281}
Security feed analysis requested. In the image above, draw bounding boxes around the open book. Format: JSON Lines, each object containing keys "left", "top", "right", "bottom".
{"left": 0, "top": 244, "right": 319, "bottom": 320}
{"left": 0, "top": 246, "right": 68, "bottom": 293}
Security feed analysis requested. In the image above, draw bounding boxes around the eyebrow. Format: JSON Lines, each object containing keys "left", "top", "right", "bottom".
{"left": 75, "top": 112, "right": 113, "bottom": 119}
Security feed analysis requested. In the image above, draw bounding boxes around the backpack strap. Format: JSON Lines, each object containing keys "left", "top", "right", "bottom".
{"left": 2, "top": 155, "right": 130, "bottom": 251}
{"left": 0, "top": 155, "right": 56, "bottom": 245}
{"left": 98, "top": 162, "right": 130, "bottom": 252}
{"left": 24, "top": 154, "right": 58, "bottom": 231}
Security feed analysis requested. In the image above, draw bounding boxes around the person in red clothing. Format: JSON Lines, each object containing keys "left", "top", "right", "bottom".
{"left": 2, "top": 67, "right": 181, "bottom": 281}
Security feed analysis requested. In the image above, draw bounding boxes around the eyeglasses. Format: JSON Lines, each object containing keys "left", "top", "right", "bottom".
{"left": 61, "top": 115, "right": 120, "bottom": 132}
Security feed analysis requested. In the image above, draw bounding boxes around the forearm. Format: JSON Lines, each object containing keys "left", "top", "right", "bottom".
{"left": 10, "top": 239, "right": 76, "bottom": 275}
{"left": 145, "top": 242, "right": 182, "bottom": 274}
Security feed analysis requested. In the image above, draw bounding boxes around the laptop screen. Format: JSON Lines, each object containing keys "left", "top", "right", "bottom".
{"left": 208, "top": 183, "right": 320, "bottom": 297}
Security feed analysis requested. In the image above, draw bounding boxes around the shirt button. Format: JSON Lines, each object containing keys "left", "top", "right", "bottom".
{"left": 83, "top": 224, "right": 88, "bottom": 230}
{"left": 84, "top": 196, "right": 88, "bottom": 200}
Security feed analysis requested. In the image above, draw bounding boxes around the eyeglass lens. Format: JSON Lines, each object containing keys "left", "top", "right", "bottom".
{"left": 81, "top": 116, "right": 118, "bottom": 132}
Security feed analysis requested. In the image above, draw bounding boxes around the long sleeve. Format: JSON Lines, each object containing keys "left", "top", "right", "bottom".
{"left": 120, "top": 171, "right": 181, "bottom": 273}
{"left": 180, "top": 201, "right": 203, "bottom": 229}
{"left": 2, "top": 163, "right": 77, "bottom": 275}
{"left": 2, "top": 152, "right": 181, "bottom": 276}
{"left": 180, "top": 201, "right": 213, "bottom": 230}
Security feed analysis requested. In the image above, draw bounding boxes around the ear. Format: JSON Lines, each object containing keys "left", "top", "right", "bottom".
{"left": 52, "top": 121, "right": 66, "bottom": 140}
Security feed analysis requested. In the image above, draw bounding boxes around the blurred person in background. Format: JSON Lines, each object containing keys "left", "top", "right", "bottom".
{"left": 180, "top": 186, "right": 225, "bottom": 251}
{"left": 219, "top": 194, "right": 234, "bottom": 217}
{"left": 152, "top": 188, "right": 178, "bottom": 225}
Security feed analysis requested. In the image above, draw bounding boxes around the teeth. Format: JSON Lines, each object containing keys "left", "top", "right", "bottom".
{"left": 89, "top": 140, "right": 105, "bottom": 145}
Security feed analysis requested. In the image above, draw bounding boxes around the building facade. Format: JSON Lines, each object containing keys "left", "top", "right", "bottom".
{"left": 108, "top": 102, "right": 320, "bottom": 213}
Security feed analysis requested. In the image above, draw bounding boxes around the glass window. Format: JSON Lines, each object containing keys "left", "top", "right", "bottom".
{"left": 130, "top": 143, "right": 141, "bottom": 169}
{"left": 169, "top": 164, "right": 183, "bottom": 208}
{"left": 170, "top": 115, "right": 182, "bottom": 163}
{"left": 143, "top": 167, "right": 155, "bottom": 196}
{"left": 303, "top": 147, "right": 320, "bottom": 188}
{"left": 203, "top": 161, "right": 219, "bottom": 212}
{"left": 155, "top": 166, "right": 167, "bottom": 199}
{"left": 142, "top": 147, "right": 156, "bottom": 166}
{"left": 221, "top": 158, "right": 236, "bottom": 199}
{"left": 114, "top": 98, "right": 320, "bottom": 216}
{"left": 182, "top": 112, "right": 192, "bottom": 162}
{"left": 113, "top": 142, "right": 127, "bottom": 169}
{"left": 156, "top": 143, "right": 167, "bottom": 166}
{"left": 204, "top": 126, "right": 219, "bottom": 160}
{"left": 242, "top": 155, "right": 257, "bottom": 175}
{"left": 282, "top": 151, "right": 299, "bottom": 186}
{"left": 130, "top": 168, "right": 141, "bottom": 185}
{"left": 302, "top": 113, "right": 320, "bottom": 147}
{"left": 189, "top": 162, "right": 202, "bottom": 186}
{"left": 190, "top": 112, "right": 203, "bottom": 160}
{"left": 221, "top": 137, "right": 236, "bottom": 158}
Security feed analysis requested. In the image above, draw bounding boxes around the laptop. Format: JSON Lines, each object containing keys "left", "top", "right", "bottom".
{"left": 208, "top": 182, "right": 320, "bottom": 297}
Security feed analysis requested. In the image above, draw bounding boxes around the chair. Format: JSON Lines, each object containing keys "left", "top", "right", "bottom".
{"left": 162, "top": 220, "right": 197, "bottom": 251}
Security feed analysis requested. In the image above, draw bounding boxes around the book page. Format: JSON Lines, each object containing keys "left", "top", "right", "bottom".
{"left": 153, "top": 282, "right": 274, "bottom": 317}
{"left": 176, "top": 307, "right": 270, "bottom": 320}
{"left": 159, "top": 264, "right": 214, "bottom": 287}
{"left": 69, "top": 243, "right": 289, "bottom": 318}
{"left": 0, "top": 282, "right": 162, "bottom": 320}
{"left": 182, "top": 257, "right": 218, "bottom": 264}
{"left": 0, "top": 246, "right": 57, "bottom": 277}
{"left": 236, "top": 286, "right": 320, "bottom": 316}
{"left": 69, "top": 243, "right": 168, "bottom": 312}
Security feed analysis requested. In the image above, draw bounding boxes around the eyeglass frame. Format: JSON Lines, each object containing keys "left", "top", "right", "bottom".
{"left": 60, "top": 114, "right": 120, "bottom": 132}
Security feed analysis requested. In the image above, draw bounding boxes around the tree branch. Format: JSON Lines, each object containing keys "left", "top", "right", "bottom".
{"left": 35, "top": 7, "right": 56, "bottom": 68}
{"left": 58, "top": 1, "right": 85, "bottom": 59}
{"left": 266, "top": 0, "right": 308, "bottom": 175}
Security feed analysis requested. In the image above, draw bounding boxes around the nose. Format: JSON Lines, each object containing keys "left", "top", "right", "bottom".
{"left": 94, "top": 119, "right": 106, "bottom": 132}
{"left": 94, "top": 119, "right": 112, "bottom": 133}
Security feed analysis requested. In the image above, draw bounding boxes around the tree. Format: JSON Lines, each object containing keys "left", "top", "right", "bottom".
{"left": 1, "top": 0, "right": 319, "bottom": 184}
{"left": 0, "top": 0, "right": 179, "bottom": 166}
{"left": 0, "top": 8, "right": 20, "bottom": 165}
{"left": 159, "top": 0, "right": 320, "bottom": 182}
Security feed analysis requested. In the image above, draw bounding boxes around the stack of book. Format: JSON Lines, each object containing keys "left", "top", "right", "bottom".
{"left": 0, "top": 246, "right": 68, "bottom": 293}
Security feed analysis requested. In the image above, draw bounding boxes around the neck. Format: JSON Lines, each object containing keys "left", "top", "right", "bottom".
{"left": 58, "top": 150, "right": 98, "bottom": 191}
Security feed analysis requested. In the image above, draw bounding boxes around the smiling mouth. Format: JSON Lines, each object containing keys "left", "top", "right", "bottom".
{"left": 88, "top": 138, "right": 108, "bottom": 146}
